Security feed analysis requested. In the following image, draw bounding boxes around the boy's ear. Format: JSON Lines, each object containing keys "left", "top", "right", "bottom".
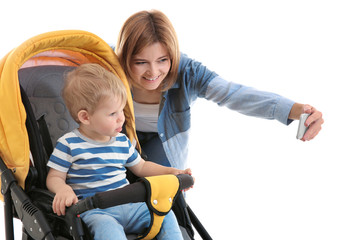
{"left": 77, "top": 110, "right": 90, "bottom": 125}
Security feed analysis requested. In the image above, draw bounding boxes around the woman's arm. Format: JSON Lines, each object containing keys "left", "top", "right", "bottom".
{"left": 180, "top": 54, "right": 295, "bottom": 124}
{"left": 181, "top": 54, "right": 324, "bottom": 140}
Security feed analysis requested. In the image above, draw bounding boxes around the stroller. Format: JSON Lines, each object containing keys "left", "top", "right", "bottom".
{"left": 0, "top": 30, "right": 211, "bottom": 240}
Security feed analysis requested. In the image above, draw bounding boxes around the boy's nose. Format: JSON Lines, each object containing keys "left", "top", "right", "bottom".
{"left": 117, "top": 112, "right": 125, "bottom": 123}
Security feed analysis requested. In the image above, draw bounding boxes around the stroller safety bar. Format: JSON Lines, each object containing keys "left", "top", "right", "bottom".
{"left": 65, "top": 174, "right": 194, "bottom": 240}
{"left": 67, "top": 174, "right": 193, "bottom": 215}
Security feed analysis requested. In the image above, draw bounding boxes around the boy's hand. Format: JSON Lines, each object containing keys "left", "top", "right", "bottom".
{"left": 171, "top": 167, "right": 192, "bottom": 175}
{"left": 175, "top": 168, "right": 194, "bottom": 192}
{"left": 52, "top": 185, "right": 78, "bottom": 216}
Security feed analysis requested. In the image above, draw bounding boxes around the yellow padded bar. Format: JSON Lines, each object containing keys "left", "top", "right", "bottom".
{"left": 138, "top": 175, "right": 180, "bottom": 240}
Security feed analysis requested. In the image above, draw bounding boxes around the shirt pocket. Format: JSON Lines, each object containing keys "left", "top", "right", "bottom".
{"left": 170, "top": 108, "right": 191, "bottom": 134}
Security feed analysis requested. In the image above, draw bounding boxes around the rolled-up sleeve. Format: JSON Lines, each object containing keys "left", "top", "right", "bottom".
{"left": 205, "top": 76, "right": 295, "bottom": 125}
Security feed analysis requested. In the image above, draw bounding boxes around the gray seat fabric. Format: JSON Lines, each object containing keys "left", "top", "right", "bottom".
{"left": 19, "top": 65, "right": 78, "bottom": 147}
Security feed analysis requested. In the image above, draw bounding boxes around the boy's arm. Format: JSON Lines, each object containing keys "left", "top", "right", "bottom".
{"left": 46, "top": 168, "right": 78, "bottom": 216}
{"left": 129, "top": 158, "right": 192, "bottom": 178}
{"left": 129, "top": 159, "right": 194, "bottom": 191}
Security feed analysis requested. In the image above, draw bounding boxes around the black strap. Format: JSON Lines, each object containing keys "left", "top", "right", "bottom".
{"left": 20, "top": 85, "right": 48, "bottom": 189}
{"left": 37, "top": 114, "right": 54, "bottom": 158}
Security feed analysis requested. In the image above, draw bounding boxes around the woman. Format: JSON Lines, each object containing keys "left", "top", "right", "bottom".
{"left": 115, "top": 9, "right": 323, "bottom": 170}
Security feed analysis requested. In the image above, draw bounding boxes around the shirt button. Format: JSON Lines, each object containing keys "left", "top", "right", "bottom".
{"left": 160, "top": 133, "right": 164, "bottom": 138}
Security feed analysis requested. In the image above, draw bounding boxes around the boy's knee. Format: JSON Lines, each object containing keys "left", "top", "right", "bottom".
{"left": 82, "top": 213, "right": 126, "bottom": 240}
{"left": 156, "top": 211, "right": 183, "bottom": 240}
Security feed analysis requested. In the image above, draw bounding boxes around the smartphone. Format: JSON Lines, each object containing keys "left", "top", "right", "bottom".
{"left": 296, "top": 113, "right": 310, "bottom": 139}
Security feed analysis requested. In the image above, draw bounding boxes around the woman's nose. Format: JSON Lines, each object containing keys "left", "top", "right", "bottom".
{"left": 147, "top": 63, "right": 158, "bottom": 76}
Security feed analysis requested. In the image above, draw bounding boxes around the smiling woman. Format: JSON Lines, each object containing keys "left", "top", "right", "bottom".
{"left": 115, "top": 9, "right": 324, "bottom": 172}
{"left": 0, "top": 0, "right": 340, "bottom": 239}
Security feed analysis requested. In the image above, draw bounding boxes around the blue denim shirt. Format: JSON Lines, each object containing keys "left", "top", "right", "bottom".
{"left": 157, "top": 53, "right": 295, "bottom": 169}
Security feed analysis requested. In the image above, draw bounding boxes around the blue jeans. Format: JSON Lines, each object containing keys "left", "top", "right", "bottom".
{"left": 80, "top": 202, "right": 183, "bottom": 240}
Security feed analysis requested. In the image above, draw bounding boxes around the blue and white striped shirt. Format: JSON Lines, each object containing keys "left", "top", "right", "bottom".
{"left": 47, "top": 129, "right": 141, "bottom": 199}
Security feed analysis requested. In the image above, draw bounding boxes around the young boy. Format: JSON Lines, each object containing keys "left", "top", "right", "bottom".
{"left": 46, "top": 63, "right": 192, "bottom": 240}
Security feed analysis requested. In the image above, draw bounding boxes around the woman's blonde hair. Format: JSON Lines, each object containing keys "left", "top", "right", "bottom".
{"left": 116, "top": 9, "right": 180, "bottom": 91}
{"left": 63, "top": 63, "right": 127, "bottom": 123}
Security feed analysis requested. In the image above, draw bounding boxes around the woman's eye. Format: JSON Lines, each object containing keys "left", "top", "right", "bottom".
{"left": 135, "top": 61, "right": 146, "bottom": 65}
{"left": 159, "top": 58, "right": 169, "bottom": 63}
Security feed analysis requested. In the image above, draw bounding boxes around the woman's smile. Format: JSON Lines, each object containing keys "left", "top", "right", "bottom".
{"left": 143, "top": 75, "right": 161, "bottom": 81}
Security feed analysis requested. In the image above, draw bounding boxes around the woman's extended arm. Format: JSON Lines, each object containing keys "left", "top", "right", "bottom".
{"left": 180, "top": 54, "right": 323, "bottom": 140}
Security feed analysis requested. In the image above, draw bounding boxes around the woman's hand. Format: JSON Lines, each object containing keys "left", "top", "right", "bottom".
{"left": 289, "top": 103, "right": 324, "bottom": 141}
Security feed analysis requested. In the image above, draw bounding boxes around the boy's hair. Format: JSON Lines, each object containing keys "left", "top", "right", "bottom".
{"left": 63, "top": 63, "right": 127, "bottom": 123}
{"left": 115, "top": 9, "right": 180, "bottom": 91}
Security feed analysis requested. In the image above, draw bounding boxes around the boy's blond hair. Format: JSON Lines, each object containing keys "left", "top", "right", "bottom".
{"left": 63, "top": 63, "right": 127, "bottom": 123}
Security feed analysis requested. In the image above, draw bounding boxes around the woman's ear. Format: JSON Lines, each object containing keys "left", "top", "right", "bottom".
{"left": 77, "top": 110, "right": 90, "bottom": 125}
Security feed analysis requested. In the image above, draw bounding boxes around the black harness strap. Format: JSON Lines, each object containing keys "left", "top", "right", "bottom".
{"left": 37, "top": 114, "right": 54, "bottom": 158}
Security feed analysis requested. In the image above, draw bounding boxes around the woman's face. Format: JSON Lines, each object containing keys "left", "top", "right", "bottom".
{"left": 130, "top": 42, "right": 171, "bottom": 91}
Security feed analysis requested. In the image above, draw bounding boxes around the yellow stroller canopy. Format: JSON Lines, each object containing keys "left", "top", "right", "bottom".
{"left": 0, "top": 30, "right": 139, "bottom": 193}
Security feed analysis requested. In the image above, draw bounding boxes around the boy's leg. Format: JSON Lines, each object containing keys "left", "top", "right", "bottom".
{"left": 81, "top": 204, "right": 182, "bottom": 239}
{"left": 124, "top": 203, "right": 183, "bottom": 239}
{"left": 80, "top": 208, "right": 126, "bottom": 240}
{"left": 124, "top": 202, "right": 151, "bottom": 234}
{"left": 156, "top": 210, "right": 183, "bottom": 240}
{"left": 81, "top": 203, "right": 151, "bottom": 239}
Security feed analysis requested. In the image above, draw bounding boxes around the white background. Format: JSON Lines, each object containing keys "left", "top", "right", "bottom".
{"left": 0, "top": 0, "right": 340, "bottom": 239}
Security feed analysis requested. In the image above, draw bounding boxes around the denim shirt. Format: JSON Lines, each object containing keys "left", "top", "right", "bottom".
{"left": 157, "top": 53, "right": 295, "bottom": 169}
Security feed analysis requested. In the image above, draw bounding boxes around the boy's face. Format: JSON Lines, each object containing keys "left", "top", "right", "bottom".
{"left": 83, "top": 94, "right": 125, "bottom": 142}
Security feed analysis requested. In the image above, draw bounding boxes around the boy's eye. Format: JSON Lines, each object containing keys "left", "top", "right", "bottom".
{"left": 110, "top": 110, "right": 123, "bottom": 116}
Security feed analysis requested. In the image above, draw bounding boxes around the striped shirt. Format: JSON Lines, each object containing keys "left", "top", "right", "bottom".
{"left": 47, "top": 129, "right": 141, "bottom": 199}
